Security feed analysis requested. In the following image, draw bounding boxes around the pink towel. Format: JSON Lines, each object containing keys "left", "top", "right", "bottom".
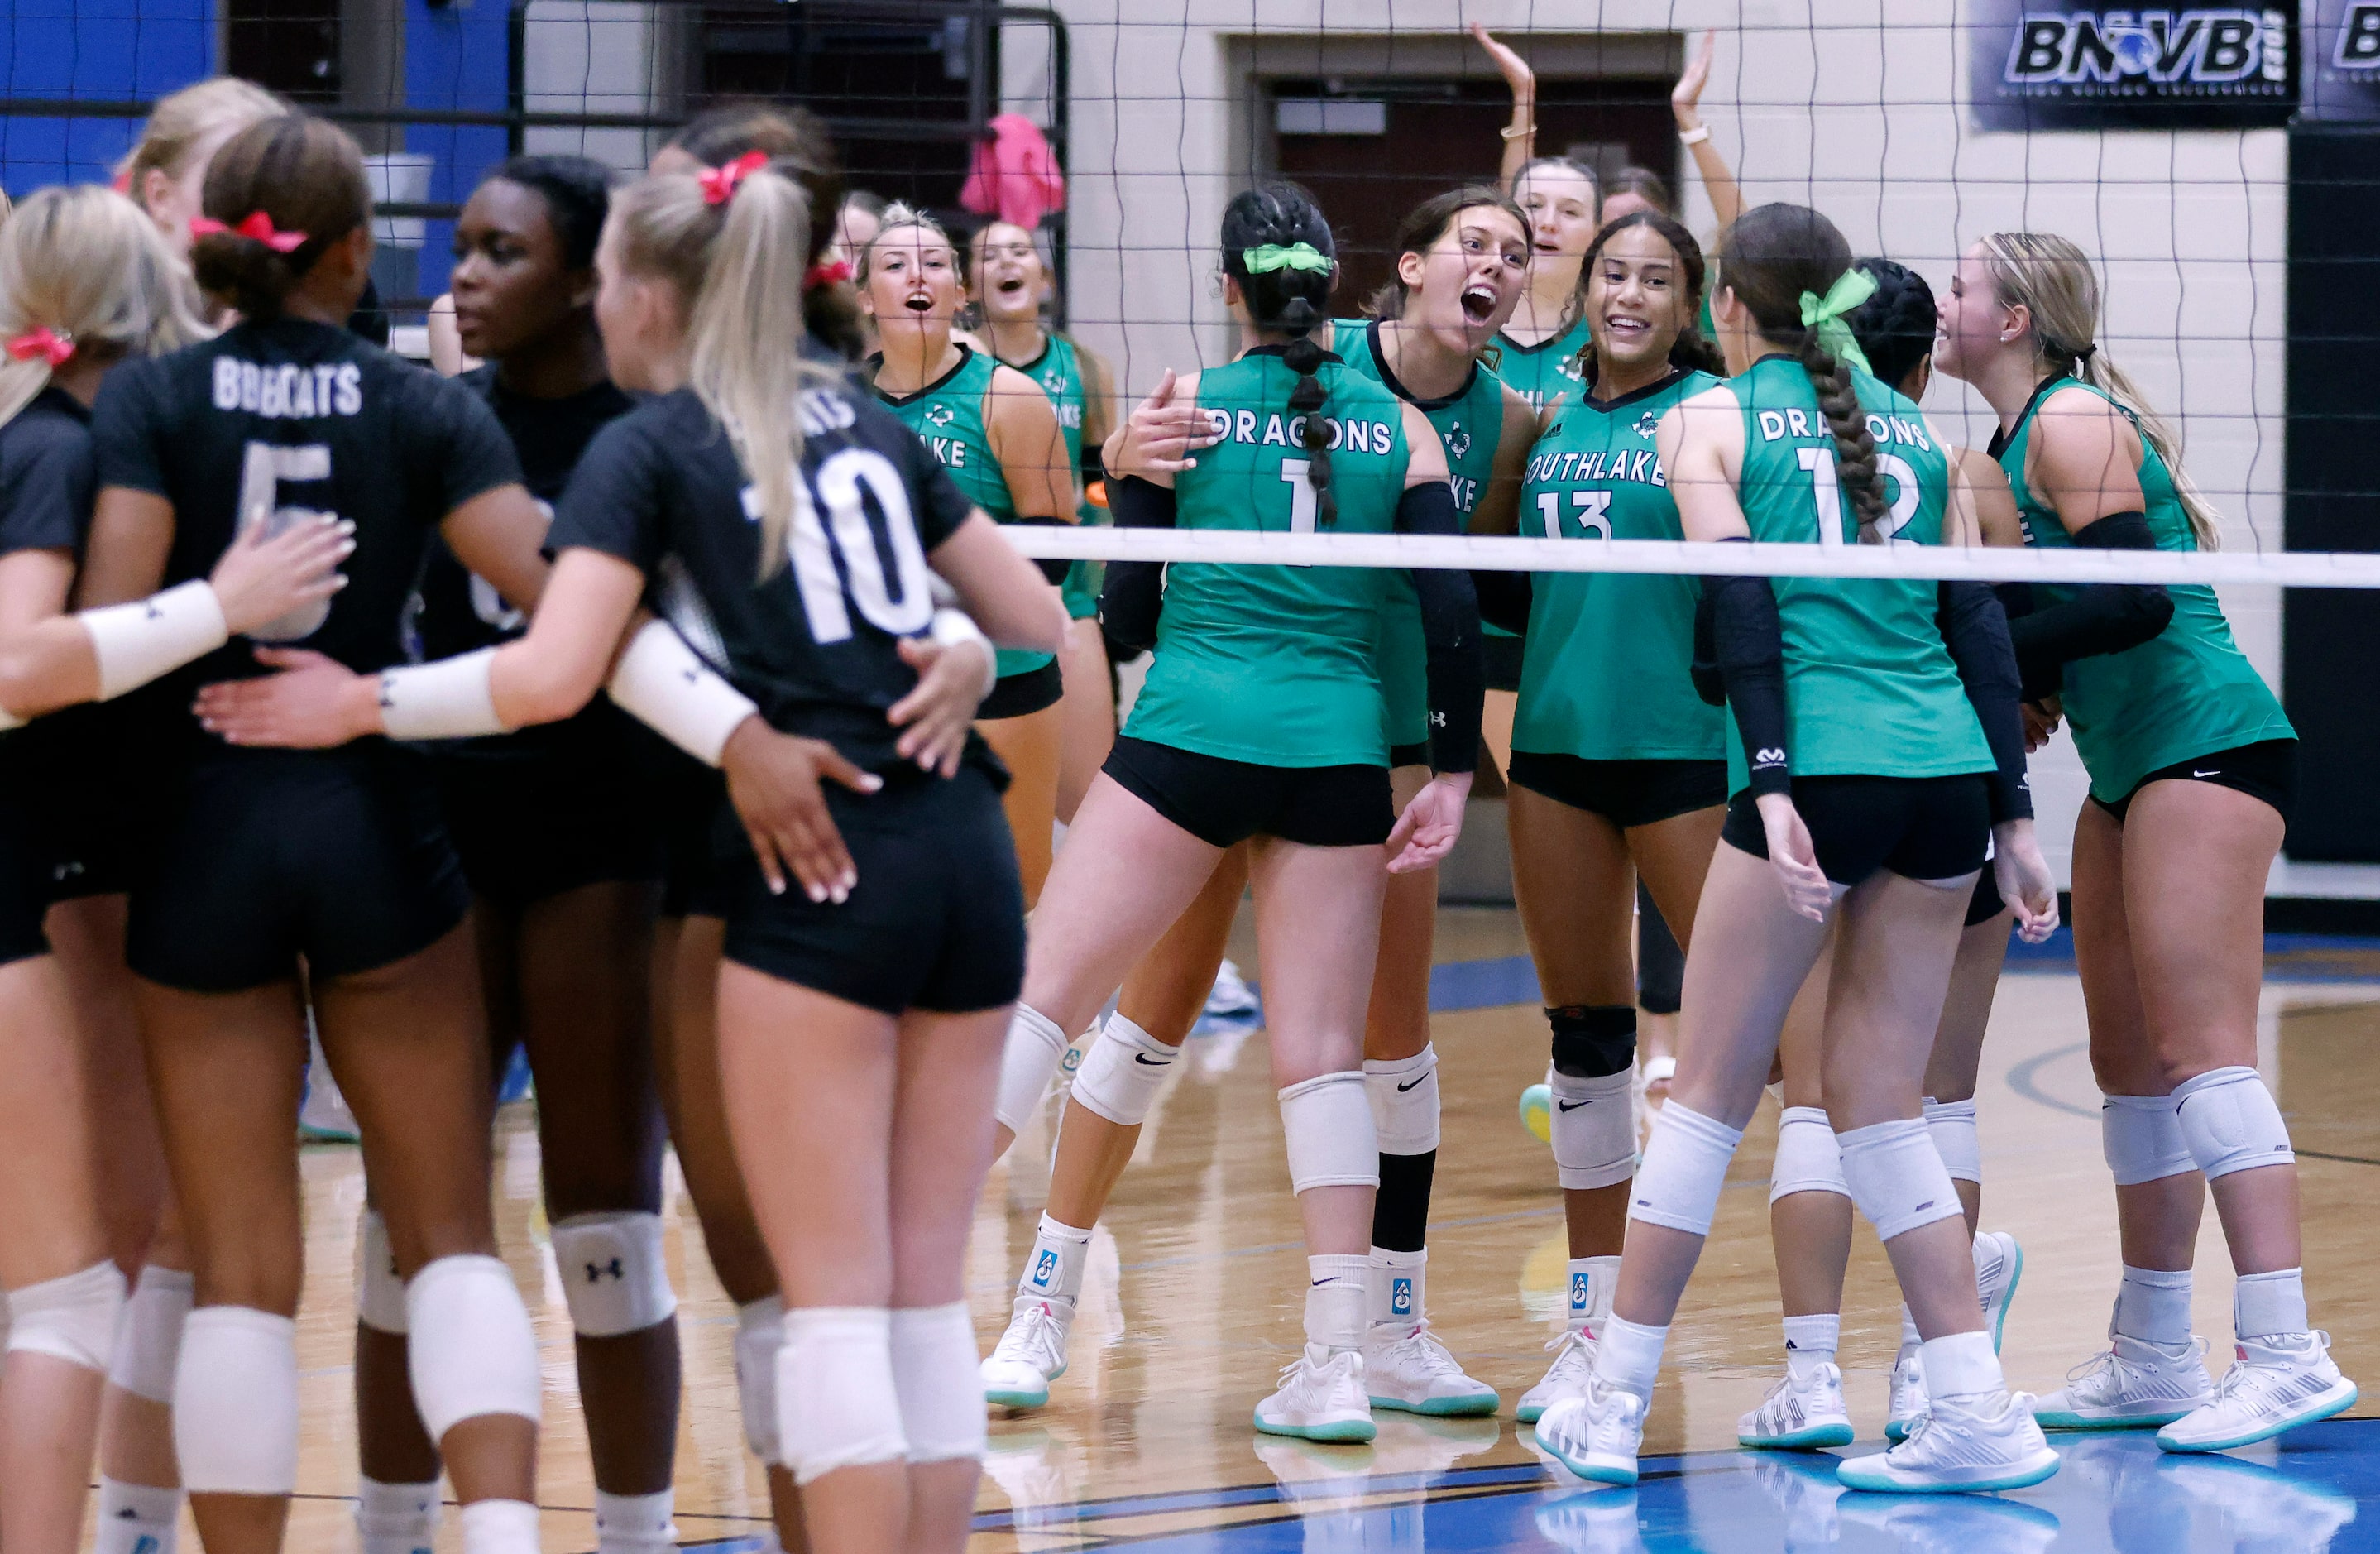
{"left": 960, "top": 113, "right": 1065, "bottom": 229}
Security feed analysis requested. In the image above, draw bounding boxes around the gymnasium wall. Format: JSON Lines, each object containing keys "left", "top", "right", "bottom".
{"left": 1044, "top": 0, "right": 2290, "bottom": 890}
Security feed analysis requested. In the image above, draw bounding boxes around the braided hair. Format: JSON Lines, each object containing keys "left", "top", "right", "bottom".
{"left": 1717, "top": 204, "right": 1886, "bottom": 539}
{"left": 1843, "top": 257, "right": 1936, "bottom": 397}
{"left": 1221, "top": 182, "right": 1339, "bottom": 526}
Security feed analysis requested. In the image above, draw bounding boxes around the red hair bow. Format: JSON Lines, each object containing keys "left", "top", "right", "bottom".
{"left": 804, "top": 258, "right": 853, "bottom": 290}
{"left": 189, "top": 211, "right": 309, "bottom": 254}
{"left": 5, "top": 328, "right": 74, "bottom": 366}
{"left": 698, "top": 151, "right": 768, "bottom": 207}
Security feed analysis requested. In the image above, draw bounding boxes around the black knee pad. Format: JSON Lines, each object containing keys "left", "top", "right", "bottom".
{"left": 1549, "top": 1005, "right": 1637, "bottom": 1079}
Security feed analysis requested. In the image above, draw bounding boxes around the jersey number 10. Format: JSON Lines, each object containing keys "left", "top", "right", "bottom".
{"left": 748, "top": 447, "right": 935, "bottom": 644}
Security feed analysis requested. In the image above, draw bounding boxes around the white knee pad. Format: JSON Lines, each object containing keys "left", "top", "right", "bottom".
{"left": 2101, "top": 1092, "right": 2195, "bottom": 1185}
{"left": 1365, "top": 1044, "right": 1440, "bottom": 1157}
{"left": 734, "top": 1297, "right": 783, "bottom": 1464}
{"left": 1550, "top": 1069, "right": 1635, "bottom": 1190}
{"left": 405, "top": 1254, "right": 542, "bottom": 1441}
{"left": 549, "top": 1211, "right": 678, "bottom": 1337}
{"left": 357, "top": 1207, "right": 408, "bottom": 1334}
{"left": 1838, "top": 1118, "right": 1964, "bottom": 1242}
{"left": 2173, "top": 1066, "right": 2295, "bottom": 1180}
{"left": 994, "top": 1005, "right": 1070, "bottom": 1136}
{"left": 1922, "top": 1096, "right": 1982, "bottom": 1186}
{"left": 6, "top": 1258, "right": 125, "bottom": 1373}
{"left": 1769, "top": 1106, "right": 1849, "bottom": 1203}
{"left": 1278, "top": 1072, "right": 1379, "bottom": 1193}
{"left": 1626, "top": 1101, "right": 1744, "bottom": 1237}
{"left": 174, "top": 1307, "right": 299, "bottom": 1495}
{"left": 777, "top": 1307, "right": 907, "bottom": 1485}
{"left": 1068, "top": 1013, "right": 1180, "bottom": 1127}
{"left": 889, "top": 1302, "right": 986, "bottom": 1465}
{"left": 108, "top": 1264, "right": 194, "bottom": 1403}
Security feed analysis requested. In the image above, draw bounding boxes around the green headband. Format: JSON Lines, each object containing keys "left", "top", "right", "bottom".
{"left": 1243, "top": 242, "right": 1333, "bottom": 276}
{"left": 1798, "top": 269, "right": 1876, "bottom": 377}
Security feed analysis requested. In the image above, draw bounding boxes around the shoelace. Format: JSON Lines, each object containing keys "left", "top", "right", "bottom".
{"left": 1541, "top": 1326, "right": 1594, "bottom": 1373}
{"left": 2210, "top": 1331, "right": 2329, "bottom": 1403}
{"left": 1276, "top": 1350, "right": 1358, "bottom": 1389}
{"left": 2064, "top": 1334, "right": 2209, "bottom": 1390}
{"left": 1382, "top": 1321, "right": 1465, "bottom": 1374}
{"left": 998, "top": 1305, "right": 1063, "bottom": 1360}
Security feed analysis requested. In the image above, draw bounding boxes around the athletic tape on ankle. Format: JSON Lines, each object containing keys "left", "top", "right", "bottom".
{"left": 549, "top": 1211, "right": 678, "bottom": 1336}
{"left": 2112, "top": 1265, "right": 2192, "bottom": 1346}
{"left": 5, "top": 1257, "right": 125, "bottom": 1373}
{"left": 2100, "top": 1092, "right": 2195, "bottom": 1186}
{"left": 733, "top": 1297, "right": 784, "bottom": 1463}
{"left": 1550, "top": 1068, "right": 1635, "bottom": 1190}
{"left": 1919, "top": 1329, "right": 2004, "bottom": 1402}
{"left": 97, "top": 1477, "right": 184, "bottom": 1553}
{"left": 994, "top": 1005, "right": 1070, "bottom": 1135}
{"left": 174, "top": 1307, "right": 299, "bottom": 1494}
{"left": 1626, "top": 1101, "right": 1742, "bottom": 1236}
{"left": 1921, "top": 1096, "right": 1982, "bottom": 1184}
{"left": 2234, "top": 1267, "right": 2309, "bottom": 1341}
{"left": 2172, "top": 1066, "right": 2296, "bottom": 1179}
{"left": 1069, "top": 1012, "right": 1180, "bottom": 1127}
{"left": 888, "top": 1302, "right": 987, "bottom": 1464}
{"left": 1018, "top": 1214, "right": 1092, "bottom": 1303}
{"left": 110, "top": 1265, "right": 194, "bottom": 1403}
{"left": 1364, "top": 1043, "right": 1441, "bottom": 1155}
{"left": 1838, "top": 1118, "right": 1964, "bottom": 1242}
{"left": 404, "top": 1254, "right": 542, "bottom": 1438}
{"left": 1769, "top": 1106, "right": 1849, "bottom": 1202}
{"left": 1278, "top": 1072, "right": 1379, "bottom": 1192}
{"left": 778, "top": 1307, "right": 908, "bottom": 1484}
{"left": 1372, "top": 1247, "right": 1425, "bottom": 1326}
{"left": 356, "top": 1207, "right": 408, "bottom": 1333}
{"left": 84, "top": 579, "right": 228, "bottom": 702}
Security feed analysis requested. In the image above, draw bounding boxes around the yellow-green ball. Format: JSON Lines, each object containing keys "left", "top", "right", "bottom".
{"left": 1519, "top": 1082, "right": 1552, "bottom": 1144}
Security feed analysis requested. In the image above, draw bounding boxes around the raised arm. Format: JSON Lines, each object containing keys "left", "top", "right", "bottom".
{"left": 1472, "top": 24, "right": 1538, "bottom": 189}
{"left": 1672, "top": 30, "right": 1744, "bottom": 231}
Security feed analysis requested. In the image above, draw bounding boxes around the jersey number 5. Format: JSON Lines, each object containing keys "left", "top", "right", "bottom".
{"left": 237, "top": 440, "right": 336, "bottom": 641}
{"left": 1796, "top": 446, "right": 1920, "bottom": 545}
{"left": 751, "top": 447, "right": 935, "bottom": 644}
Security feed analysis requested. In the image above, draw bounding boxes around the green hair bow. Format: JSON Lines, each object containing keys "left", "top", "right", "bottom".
{"left": 1798, "top": 269, "right": 1875, "bottom": 377}
{"left": 1243, "top": 242, "right": 1333, "bottom": 276}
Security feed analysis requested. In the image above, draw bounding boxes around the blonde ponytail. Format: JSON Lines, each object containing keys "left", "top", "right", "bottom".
{"left": 611, "top": 164, "right": 838, "bottom": 579}
{"left": 0, "top": 185, "right": 207, "bottom": 433}
{"left": 1980, "top": 230, "right": 2224, "bottom": 551}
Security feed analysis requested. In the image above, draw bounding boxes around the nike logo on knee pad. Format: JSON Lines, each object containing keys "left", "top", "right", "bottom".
{"left": 1396, "top": 1076, "right": 1429, "bottom": 1092}
{"left": 1133, "top": 1053, "right": 1171, "bottom": 1066}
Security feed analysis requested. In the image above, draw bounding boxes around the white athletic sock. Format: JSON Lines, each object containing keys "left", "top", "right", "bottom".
{"left": 94, "top": 1479, "right": 182, "bottom": 1554}
{"left": 1017, "top": 1214, "right": 1093, "bottom": 1305}
{"left": 1369, "top": 1246, "right": 1425, "bottom": 1330}
{"left": 1897, "top": 1304, "right": 1922, "bottom": 1360}
{"left": 1920, "top": 1330, "right": 2004, "bottom": 1405}
{"left": 357, "top": 1476, "right": 441, "bottom": 1554}
{"left": 1568, "top": 1255, "right": 1621, "bottom": 1334}
{"left": 1781, "top": 1313, "right": 1840, "bottom": 1381}
{"left": 595, "top": 1489, "right": 676, "bottom": 1554}
{"left": 457, "top": 1499, "right": 540, "bottom": 1554}
{"left": 2113, "top": 1265, "right": 2193, "bottom": 1347}
{"left": 2234, "top": 1268, "right": 2310, "bottom": 1341}
{"left": 1305, "top": 1255, "right": 1369, "bottom": 1355}
{"left": 1590, "top": 1314, "right": 1668, "bottom": 1402}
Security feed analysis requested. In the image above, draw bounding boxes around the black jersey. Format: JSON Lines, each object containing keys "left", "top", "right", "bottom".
{"left": 90, "top": 316, "right": 522, "bottom": 729}
{"left": 549, "top": 377, "right": 975, "bottom": 772}
{"left": 416, "top": 367, "right": 635, "bottom": 660}
{"left": 0, "top": 388, "right": 96, "bottom": 559}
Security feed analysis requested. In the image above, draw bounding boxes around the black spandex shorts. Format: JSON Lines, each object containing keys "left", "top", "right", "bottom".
{"left": 432, "top": 712, "right": 666, "bottom": 910}
{"left": 1485, "top": 634, "right": 1525, "bottom": 695}
{"left": 1965, "top": 867, "right": 2006, "bottom": 928}
{"left": 720, "top": 761, "right": 1023, "bottom": 1015}
{"left": 0, "top": 752, "right": 55, "bottom": 968}
{"left": 980, "top": 660, "right": 1064, "bottom": 721}
{"left": 129, "top": 743, "right": 470, "bottom": 993}
{"left": 1104, "top": 736, "right": 1393, "bottom": 849}
{"left": 1508, "top": 752, "right": 1730, "bottom": 831}
{"left": 36, "top": 704, "right": 141, "bottom": 904}
{"left": 2092, "top": 738, "right": 2297, "bottom": 830}
{"left": 1722, "top": 774, "right": 1990, "bottom": 888}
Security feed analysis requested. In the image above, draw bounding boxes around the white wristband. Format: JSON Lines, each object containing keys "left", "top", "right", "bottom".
{"left": 82, "top": 579, "right": 230, "bottom": 702}
{"left": 607, "top": 619, "right": 759, "bottom": 768}
{"left": 927, "top": 607, "right": 998, "bottom": 701}
{"left": 1678, "top": 124, "right": 1712, "bottom": 146}
{"left": 378, "top": 648, "right": 505, "bottom": 740}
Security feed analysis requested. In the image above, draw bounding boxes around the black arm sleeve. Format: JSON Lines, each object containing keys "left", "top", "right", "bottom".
{"left": 1097, "top": 477, "right": 1175, "bottom": 651}
{"left": 1008, "top": 514, "right": 1075, "bottom": 583}
{"left": 1937, "top": 580, "right": 2033, "bottom": 823}
{"left": 2003, "top": 511, "right": 2172, "bottom": 701}
{"left": 1472, "top": 568, "right": 1532, "bottom": 635}
{"left": 1707, "top": 549, "right": 1789, "bottom": 796}
{"left": 1399, "top": 480, "right": 1484, "bottom": 777}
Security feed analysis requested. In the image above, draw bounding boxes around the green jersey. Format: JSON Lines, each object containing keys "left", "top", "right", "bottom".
{"left": 1997, "top": 377, "right": 2291, "bottom": 803}
{"left": 1123, "top": 348, "right": 1411, "bottom": 767}
{"left": 1726, "top": 355, "right": 1993, "bottom": 789}
{"left": 1492, "top": 314, "right": 1592, "bottom": 413}
{"left": 1013, "top": 330, "right": 1107, "bottom": 619}
{"left": 1334, "top": 317, "right": 1512, "bottom": 751}
{"left": 874, "top": 343, "right": 1051, "bottom": 678}
{"left": 1515, "top": 367, "right": 1726, "bottom": 761}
